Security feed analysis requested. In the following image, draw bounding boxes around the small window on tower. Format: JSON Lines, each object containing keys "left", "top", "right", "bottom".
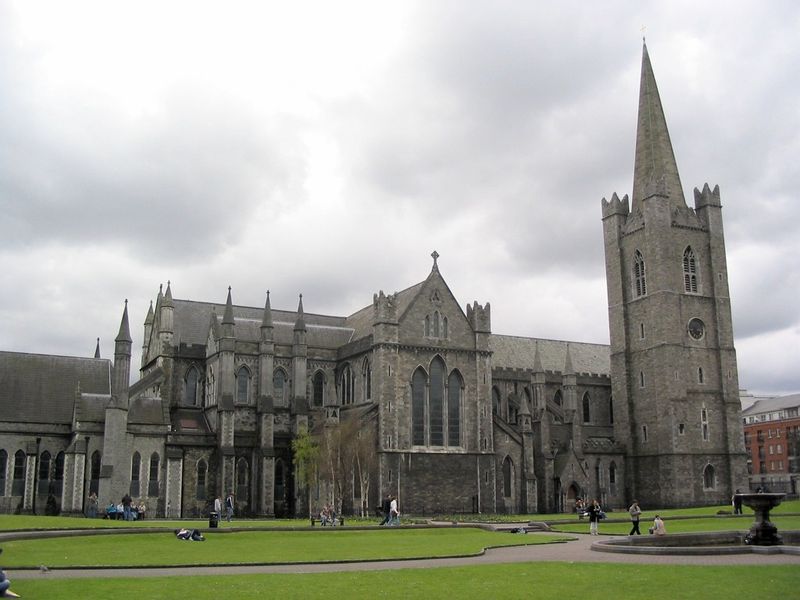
{"left": 683, "top": 247, "right": 698, "bottom": 293}
{"left": 634, "top": 250, "right": 647, "bottom": 297}
{"left": 639, "top": 323, "right": 645, "bottom": 339}
{"left": 678, "top": 423, "right": 685, "bottom": 435}
{"left": 642, "top": 425, "right": 648, "bottom": 442}
{"left": 698, "top": 367, "right": 704, "bottom": 384}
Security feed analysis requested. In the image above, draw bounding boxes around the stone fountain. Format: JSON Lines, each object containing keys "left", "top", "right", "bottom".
{"left": 738, "top": 492, "right": 785, "bottom": 546}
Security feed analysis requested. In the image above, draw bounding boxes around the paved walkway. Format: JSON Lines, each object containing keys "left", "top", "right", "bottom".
{"left": 9, "top": 532, "right": 800, "bottom": 580}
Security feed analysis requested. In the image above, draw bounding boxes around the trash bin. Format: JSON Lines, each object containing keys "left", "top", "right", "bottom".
{"left": 209, "top": 511, "right": 219, "bottom": 528}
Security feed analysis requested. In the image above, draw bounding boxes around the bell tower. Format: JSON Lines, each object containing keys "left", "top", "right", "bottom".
{"left": 601, "top": 42, "right": 747, "bottom": 508}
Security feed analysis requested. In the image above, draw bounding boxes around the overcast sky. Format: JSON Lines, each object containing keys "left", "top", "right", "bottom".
{"left": 1, "top": 1, "right": 798, "bottom": 397}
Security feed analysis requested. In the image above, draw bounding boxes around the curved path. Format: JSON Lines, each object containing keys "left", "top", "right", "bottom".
{"left": 8, "top": 531, "right": 800, "bottom": 580}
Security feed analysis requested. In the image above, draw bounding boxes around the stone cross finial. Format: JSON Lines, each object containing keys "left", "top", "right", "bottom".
{"left": 431, "top": 250, "right": 439, "bottom": 268}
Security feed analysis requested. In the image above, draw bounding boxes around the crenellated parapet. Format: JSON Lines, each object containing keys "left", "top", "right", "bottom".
{"left": 693, "top": 182, "right": 721, "bottom": 209}
{"left": 601, "top": 192, "right": 630, "bottom": 219}
{"left": 373, "top": 290, "right": 398, "bottom": 323}
{"left": 466, "top": 300, "right": 491, "bottom": 333}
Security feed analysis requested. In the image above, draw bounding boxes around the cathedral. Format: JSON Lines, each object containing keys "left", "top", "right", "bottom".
{"left": 0, "top": 44, "right": 747, "bottom": 518}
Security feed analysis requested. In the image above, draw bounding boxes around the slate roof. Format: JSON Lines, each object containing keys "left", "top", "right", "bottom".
{"left": 490, "top": 336, "right": 610, "bottom": 376}
{"left": 171, "top": 299, "right": 354, "bottom": 349}
{"left": 742, "top": 393, "right": 800, "bottom": 418}
{"left": 129, "top": 397, "right": 168, "bottom": 426}
{"left": 74, "top": 393, "right": 112, "bottom": 423}
{"left": 345, "top": 280, "right": 427, "bottom": 341}
{"left": 0, "top": 351, "right": 111, "bottom": 425}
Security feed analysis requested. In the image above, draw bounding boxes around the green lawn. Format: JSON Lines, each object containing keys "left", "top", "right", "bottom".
{"left": 0, "top": 514, "right": 327, "bottom": 530}
{"left": 1, "top": 528, "right": 571, "bottom": 568}
{"left": 7, "top": 563, "right": 799, "bottom": 600}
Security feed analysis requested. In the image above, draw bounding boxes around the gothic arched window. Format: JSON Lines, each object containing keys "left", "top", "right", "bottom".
{"left": 196, "top": 459, "right": 207, "bottom": 500}
{"left": 429, "top": 357, "right": 445, "bottom": 446}
{"left": 634, "top": 250, "right": 647, "bottom": 297}
{"left": 236, "top": 366, "right": 250, "bottom": 404}
{"left": 312, "top": 371, "right": 325, "bottom": 407}
{"left": 38, "top": 451, "right": 51, "bottom": 494}
{"left": 185, "top": 366, "right": 200, "bottom": 406}
{"left": 362, "top": 358, "right": 372, "bottom": 401}
{"left": 492, "top": 387, "right": 501, "bottom": 415}
{"left": 582, "top": 392, "right": 591, "bottom": 424}
{"left": 0, "top": 450, "right": 6, "bottom": 497}
{"left": 411, "top": 367, "right": 427, "bottom": 446}
{"left": 236, "top": 457, "right": 249, "bottom": 502}
{"left": 683, "top": 246, "right": 698, "bottom": 293}
{"left": 339, "top": 364, "right": 354, "bottom": 405}
{"left": 89, "top": 451, "right": 101, "bottom": 496}
{"left": 703, "top": 464, "right": 716, "bottom": 490}
{"left": 130, "top": 452, "right": 141, "bottom": 497}
{"left": 502, "top": 456, "right": 514, "bottom": 498}
{"left": 448, "top": 371, "right": 462, "bottom": 447}
{"left": 148, "top": 453, "right": 160, "bottom": 497}
{"left": 553, "top": 390, "right": 563, "bottom": 405}
{"left": 54, "top": 451, "right": 65, "bottom": 494}
{"left": 609, "top": 462, "right": 617, "bottom": 494}
{"left": 273, "top": 369, "right": 287, "bottom": 407}
{"left": 12, "top": 450, "right": 25, "bottom": 496}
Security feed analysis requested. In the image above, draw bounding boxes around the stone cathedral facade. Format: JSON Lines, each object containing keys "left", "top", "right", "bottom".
{"left": 0, "top": 44, "right": 746, "bottom": 518}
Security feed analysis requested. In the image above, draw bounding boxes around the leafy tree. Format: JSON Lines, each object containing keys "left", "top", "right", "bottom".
{"left": 292, "top": 428, "right": 319, "bottom": 516}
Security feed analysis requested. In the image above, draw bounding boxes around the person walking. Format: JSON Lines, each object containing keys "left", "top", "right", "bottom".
{"left": 628, "top": 500, "right": 642, "bottom": 535}
{"left": 87, "top": 491, "right": 98, "bottom": 519}
{"left": 214, "top": 496, "right": 222, "bottom": 517}
{"left": 389, "top": 495, "right": 399, "bottom": 526}
{"left": 225, "top": 491, "right": 234, "bottom": 522}
{"left": 732, "top": 489, "right": 743, "bottom": 515}
{"left": 378, "top": 494, "right": 391, "bottom": 526}
{"left": 121, "top": 493, "right": 133, "bottom": 521}
{"left": 587, "top": 499, "right": 602, "bottom": 535}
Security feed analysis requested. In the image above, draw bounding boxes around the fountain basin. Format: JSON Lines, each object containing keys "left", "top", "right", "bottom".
{"left": 592, "top": 530, "right": 800, "bottom": 556}
{"left": 737, "top": 492, "right": 785, "bottom": 545}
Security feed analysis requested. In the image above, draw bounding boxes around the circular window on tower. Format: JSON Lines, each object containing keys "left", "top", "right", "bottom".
{"left": 688, "top": 318, "right": 705, "bottom": 340}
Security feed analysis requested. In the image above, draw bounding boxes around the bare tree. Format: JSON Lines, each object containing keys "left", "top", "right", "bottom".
{"left": 352, "top": 422, "right": 377, "bottom": 517}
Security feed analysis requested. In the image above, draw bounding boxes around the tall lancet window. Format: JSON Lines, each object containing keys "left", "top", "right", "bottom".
{"left": 683, "top": 246, "right": 698, "bottom": 293}
{"left": 634, "top": 250, "right": 647, "bottom": 297}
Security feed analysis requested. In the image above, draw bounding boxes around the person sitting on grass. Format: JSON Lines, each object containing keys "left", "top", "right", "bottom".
{"left": 651, "top": 514, "right": 666, "bottom": 536}
{"left": 0, "top": 548, "right": 21, "bottom": 598}
{"left": 175, "top": 528, "right": 205, "bottom": 541}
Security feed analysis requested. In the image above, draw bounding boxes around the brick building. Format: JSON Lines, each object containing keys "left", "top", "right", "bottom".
{"left": 0, "top": 43, "right": 747, "bottom": 517}
{"left": 742, "top": 394, "right": 800, "bottom": 495}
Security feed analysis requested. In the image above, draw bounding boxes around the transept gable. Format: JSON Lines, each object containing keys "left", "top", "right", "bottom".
{"left": 396, "top": 265, "right": 473, "bottom": 347}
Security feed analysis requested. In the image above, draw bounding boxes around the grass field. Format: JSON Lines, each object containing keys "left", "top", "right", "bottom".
{"left": 0, "top": 528, "right": 571, "bottom": 568}
{"left": 6, "top": 563, "right": 800, "bottom": 600}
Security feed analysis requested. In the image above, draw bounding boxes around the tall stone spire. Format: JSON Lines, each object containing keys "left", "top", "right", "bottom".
{"left": 94, "top": 337, "right": 101, "bottom": 358}
{"left": 261, "top": 291, "right": 273, "bottom": 329}
{"left": 116, "top": 299, "right": 132, "bottom": 343}
{"left": 222, "top": 287, "right": 235, "bottom": 326}
{"left": 631, "top": 41, "right": 686, "bottom": 212}
{"left": 294, "top": 294, "right": 306, "bottom": 331}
